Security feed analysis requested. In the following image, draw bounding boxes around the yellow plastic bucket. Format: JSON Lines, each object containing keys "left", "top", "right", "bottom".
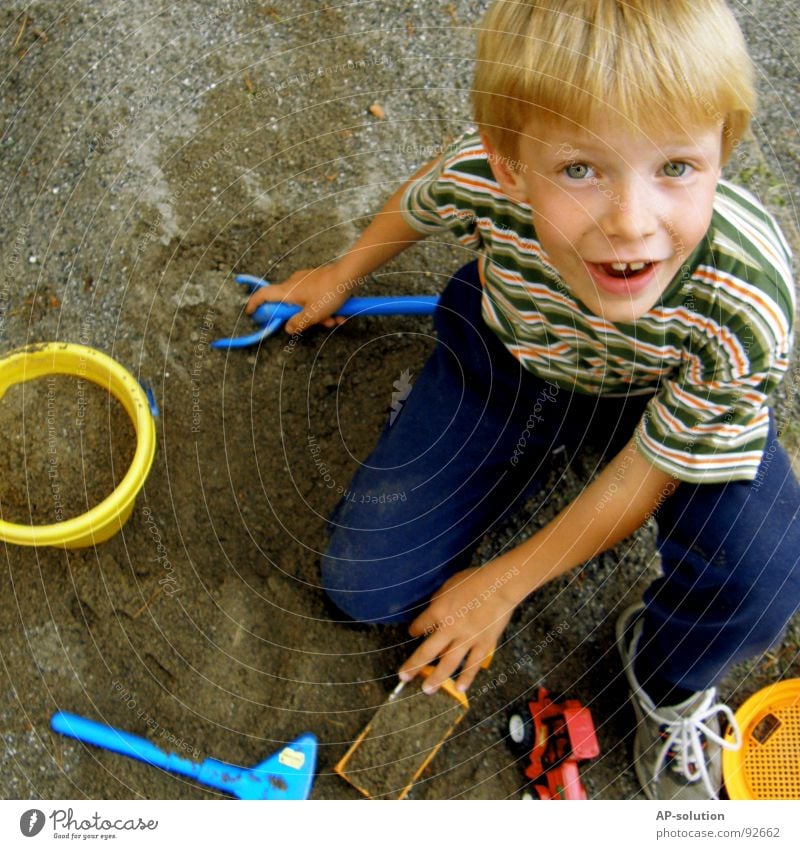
{"left": 723, "top": 678, "right": 800, "bottom": 799}
{"left": 0, "top": 343, "right": 156, "bottom": 548}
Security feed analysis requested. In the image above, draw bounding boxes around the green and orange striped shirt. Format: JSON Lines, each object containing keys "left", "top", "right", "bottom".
{"left": 401, "top": 132, "right": 795, "bottom": 483}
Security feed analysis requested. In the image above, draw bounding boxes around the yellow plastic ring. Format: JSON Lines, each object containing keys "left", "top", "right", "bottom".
{"left": 0, "top": 343, "right": 156, "bottom": 548}
{"left": 723, "top": 678, "right": 800, "bottom": 799}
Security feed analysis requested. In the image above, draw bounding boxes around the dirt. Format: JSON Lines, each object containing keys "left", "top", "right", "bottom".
{"left": 1, "top": 1, "right": 799, "bottom": 803}
{"left": 0, "top": 375, "right": 135, "bottom": 524}
{"left": 337, "top": 678, "right": 468, "bottom": 799}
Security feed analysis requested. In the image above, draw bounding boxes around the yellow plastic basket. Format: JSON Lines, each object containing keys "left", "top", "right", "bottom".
{"left": 0, "top": 343, "right": 156, "bottom": 548}
{"left": 723, "top": 678, "right": 800, "bottom": 799}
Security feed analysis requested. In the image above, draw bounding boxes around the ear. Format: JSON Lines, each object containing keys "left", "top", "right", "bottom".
{"left": 480, "top": 132, "right": 529, "bottom": 204}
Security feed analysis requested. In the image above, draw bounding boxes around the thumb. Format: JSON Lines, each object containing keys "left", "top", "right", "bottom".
{"left": 284, "top": 297, "right": 332, "bottom": 334}
{"left": 284, "top": 307, "right": 315, "bottom": 335}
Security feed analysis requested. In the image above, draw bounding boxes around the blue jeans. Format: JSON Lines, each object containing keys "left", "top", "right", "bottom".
{"left": 320, "top": 261, "right": 800, "bottom": 693}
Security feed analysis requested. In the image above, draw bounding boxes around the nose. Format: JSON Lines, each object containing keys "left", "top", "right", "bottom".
{"left": 597, "top": 177, "right": 658, "bottom": 243}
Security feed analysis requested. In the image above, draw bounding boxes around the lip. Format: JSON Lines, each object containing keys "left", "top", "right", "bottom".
{"left": 584, "top": 260, "right": 662, "bottom": 297}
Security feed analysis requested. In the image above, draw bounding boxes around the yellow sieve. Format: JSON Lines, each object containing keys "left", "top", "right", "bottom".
{"left": 0, "top": 343, "right": 156, "bottom": 548}
{"left": 723, "top": 678, "right": 800, "bottom": 799}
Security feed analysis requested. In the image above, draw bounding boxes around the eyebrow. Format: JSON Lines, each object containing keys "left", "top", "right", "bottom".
{"left": 548, "top": 137, "right": 717, "bottom": 160}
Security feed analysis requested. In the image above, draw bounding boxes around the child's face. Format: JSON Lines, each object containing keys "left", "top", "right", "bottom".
{"left": 485, "top": 115, "right": 723, "bottom": 322}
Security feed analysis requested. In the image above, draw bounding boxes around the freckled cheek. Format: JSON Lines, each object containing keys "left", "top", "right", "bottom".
{"left": 531, "top": 223, "right": 571, "bottom": 262}
{"left": 675, "top": 209, "right": 714, "bottom": 253}
{"left": 663, "top": 186, "right": 716, "bottom": 246}
{"left": 532, "top": 204, "right": 592, "bottom": 251}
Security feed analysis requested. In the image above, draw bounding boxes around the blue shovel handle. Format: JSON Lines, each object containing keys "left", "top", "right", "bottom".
{"left": 251, "top": 294, "right": 440, "bottom": 327}
{"left": 51, "top": 711, "right": 317, "bottom": 800}
{"left": 211, "top": 280, "right": 440, "bottom": 349}
{"left": 52, "top": 711, "right": 200, "bottom": 777}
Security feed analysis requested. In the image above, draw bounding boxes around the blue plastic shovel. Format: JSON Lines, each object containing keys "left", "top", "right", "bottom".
{"left": 51, "top": 711, "right": 317, "bottom": 800}
{"left": 211, "top": 274, "right": 440, "bottom": 349}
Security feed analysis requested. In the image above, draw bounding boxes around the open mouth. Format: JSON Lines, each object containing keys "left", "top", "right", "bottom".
{"left": 598, "top": 261, "right": 654, "bottom": 280}
{"left": 585, "top": 259, "right": 661, "bottom": 297}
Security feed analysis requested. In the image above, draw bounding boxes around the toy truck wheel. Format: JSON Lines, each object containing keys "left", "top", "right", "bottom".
{"left": 521, "top": 786, "right": 549, "bottom": 800}
{"left": 507, "top": 710, "right": 534, "bottom": 758}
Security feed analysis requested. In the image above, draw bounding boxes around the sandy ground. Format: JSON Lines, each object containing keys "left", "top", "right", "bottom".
{"left": 1, "top": 1, "right": 799, "bottom": 801}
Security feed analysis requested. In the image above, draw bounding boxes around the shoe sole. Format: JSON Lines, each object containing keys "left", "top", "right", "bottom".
{"left": 615, "top": 604, "right": 656, "bottom": 798}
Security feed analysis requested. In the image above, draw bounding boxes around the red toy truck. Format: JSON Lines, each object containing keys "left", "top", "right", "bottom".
{"left": 507, "top": 687, "right": 600, "bottom": 800}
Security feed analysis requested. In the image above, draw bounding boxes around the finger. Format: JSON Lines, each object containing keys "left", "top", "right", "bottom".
{"left": 245, "top": 287, "right": 271, "bottom": 314}
{"left": 320, "top": 317, "right": 343, "bottom": 328}
{"left": 398, "top": 630, "right": 450, "bottom": 682}
{"left": 455, "top": 644, "right": 490, "bottom": 693}
{"left": 245, "top": 282, "right": 286, "bottom": 314}
{"left": 284, "top": 311, "right": 313, "bottom": 335}
{"left": 285, "top": 299, "right": 331, "bottom": 334}
{"left": 408, "top": 606, "right": 445, "bottom": 638}
{"left": 286, "top": 296, "right": 337, "bottom": 334}
{"left": 422, "top": 644, "right": 468, "bottom": 694}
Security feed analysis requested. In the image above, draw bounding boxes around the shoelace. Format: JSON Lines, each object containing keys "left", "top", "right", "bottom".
{"left": 644, "top": 690, "right": 741, "bottom": 799}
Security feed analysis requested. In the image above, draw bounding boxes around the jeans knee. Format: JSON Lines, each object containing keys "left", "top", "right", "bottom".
{"left": 320, "top": 540, "right": 417, "bottom": 624}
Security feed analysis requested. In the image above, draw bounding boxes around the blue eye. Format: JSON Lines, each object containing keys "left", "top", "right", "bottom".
{"left": 662, "top": 161, "right": 688, "bottom": 177}
{"left": 564, "top": 162, "right": 592, "bottom": 179}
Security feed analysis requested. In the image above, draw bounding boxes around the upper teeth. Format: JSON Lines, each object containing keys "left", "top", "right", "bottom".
{"left": 610, "top": 261, "right": 646, "bottom": 271}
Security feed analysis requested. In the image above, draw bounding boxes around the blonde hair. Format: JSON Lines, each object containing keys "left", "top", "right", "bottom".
{"left": 472, "top": 0, "right": 755, "bottom": 162}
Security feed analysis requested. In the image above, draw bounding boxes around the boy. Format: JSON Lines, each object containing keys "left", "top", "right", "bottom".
{"left": 247, "top": 1, "right": 800, "bottom": 799}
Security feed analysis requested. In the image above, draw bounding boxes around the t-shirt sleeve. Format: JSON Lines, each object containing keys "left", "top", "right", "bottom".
{"left": 635, "top": 289, "right": 793, "bottom": 483}
{"left": 399, "top": 134, "right": 484, "bottom": 249}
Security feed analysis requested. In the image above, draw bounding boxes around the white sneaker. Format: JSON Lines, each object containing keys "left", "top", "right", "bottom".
{"left": 616, "top": 603, "right": 741, "bottom": 800}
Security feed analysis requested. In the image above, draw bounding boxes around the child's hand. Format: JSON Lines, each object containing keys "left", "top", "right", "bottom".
{"left": 398, "top": 564, "right": 519, "bottom": 694}
{"left": 245, "top": 264, "right": 356, "bottom": 335}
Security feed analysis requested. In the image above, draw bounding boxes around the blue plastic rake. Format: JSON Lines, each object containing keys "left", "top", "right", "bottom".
{"left": 51, "top": 711, "right": 317, "bottom": 800}
{"left": 211, "top": 274, "right": 440, "bottom": 349}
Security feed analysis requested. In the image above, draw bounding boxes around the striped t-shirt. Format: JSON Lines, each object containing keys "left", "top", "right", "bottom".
{"left": 400, "top": 131, "right": 795, "bottom": 483}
